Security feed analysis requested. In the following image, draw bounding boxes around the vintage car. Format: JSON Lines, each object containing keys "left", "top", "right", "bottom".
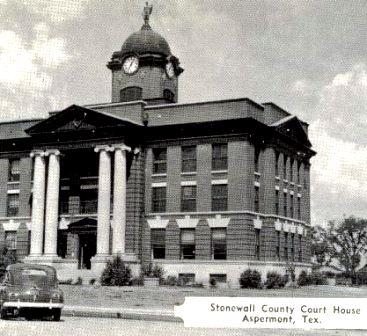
{"left": 0, "top": 263, "right": 64, "bottom": 321}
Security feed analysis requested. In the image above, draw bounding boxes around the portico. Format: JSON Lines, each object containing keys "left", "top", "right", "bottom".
{"left": 23, "top": 104, "right": 144, "bottom": 274}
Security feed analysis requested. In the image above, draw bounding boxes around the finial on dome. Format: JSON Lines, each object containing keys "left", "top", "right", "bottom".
{"left": 142, "top": 2, "right": 153, "bottom": 28}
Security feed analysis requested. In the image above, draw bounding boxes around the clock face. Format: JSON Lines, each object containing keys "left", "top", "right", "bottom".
{"left": 165, "top": 61, "right": 175, "bottom": 79}
{"left": 123, "top": 56, "right": 139, "bottom": 74}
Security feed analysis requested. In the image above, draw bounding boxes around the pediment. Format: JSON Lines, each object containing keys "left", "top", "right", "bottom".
{"left": 26, "top": 105, "right": 139, "bottom": 136}
{"left": 271, "top": 116, "right": 311, "bottom": 147}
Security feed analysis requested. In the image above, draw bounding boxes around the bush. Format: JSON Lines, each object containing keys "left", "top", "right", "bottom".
{"left": 89, "top": 278, "right": 96, "bottom": 285}
{"left": 161, "top": 275, "right": 178, "bottom": 286}
{"left": 308, "top": 272, "right": 327, "bottom": 285}
{"left": 142, "top": 262, "right": 165, "bottom": 279}
{"left": 297, "top": 270, "right": 310, "bottom": 286}
{"left": 239, "top": 269, "right": 262, "bottom": 289}
{"left": 265, "top": 271, "right": 285, "bottom": 289}
{"left": 297, "top": 271, "right": 327, "bottom": 286}
{"left": 0, "top": 248, "right": 17, "bottom": 281}
{"left": 209, "top": 278, "right": 217, "bottom": 288}
{"left": 101, "top": 255, "right": 132, "bottom": 286}
{"left": 131, "top": 274, "right": 144, "bottom": 286}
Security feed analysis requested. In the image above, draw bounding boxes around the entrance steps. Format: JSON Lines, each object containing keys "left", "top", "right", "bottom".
{"left": 58, "top": 269, "right": 100, "bottom": 285}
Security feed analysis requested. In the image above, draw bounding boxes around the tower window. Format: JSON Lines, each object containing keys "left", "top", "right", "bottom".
{"left": 212, "top": 143, "right": 228, "bottom": 171}
{"left": 163, "top": 89, "right": 175, "bottom": 102}
{"left": 120, "top": 86, "right": 142, "bottom": 102}
{"left": 152, "top": 187, "right": 166, "bottom": 213}
{"left": 181, "top": 186, "right": 197, "bottom": 212}
{"left": 181, "top": 146, "right": 196, "bottom": 173}
{"left": 212, "top": 184, "right": 228, "bottom": 211}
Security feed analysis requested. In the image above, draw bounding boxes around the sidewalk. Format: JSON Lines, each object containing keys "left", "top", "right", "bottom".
{"left": 62, "top": 305, "right": 181, "bottom": 322}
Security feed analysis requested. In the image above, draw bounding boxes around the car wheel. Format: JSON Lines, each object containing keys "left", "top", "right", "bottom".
{"left": 52, "top": 309, "right": 61, "bottom": 321}
{"left": 0, "top": 307, "right": 9, "bottom": 320}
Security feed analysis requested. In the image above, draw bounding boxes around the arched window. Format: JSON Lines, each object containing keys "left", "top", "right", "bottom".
{"left": 120, "top": 87, "right": 142, "bottom": 102}
{"left": 163, "top": 89, "right": 175, "bottom": 102}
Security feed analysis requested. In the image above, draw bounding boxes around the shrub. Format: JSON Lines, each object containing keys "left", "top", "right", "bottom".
{"left": 161, "top": 275, "right": 178, "bottom": 286}
{"left": 209, "top": 278, "right": 217, "bottom": 288}
{"left": 297, "top": 270, "right": 310, "bottom": 286}
{"left": 101, "top": 255, "right": 132, "bottom": 286}
{"left": 142, "top": 262, "right": 165, "bottom": 279}
{"left": 89, "top": 278, "right": 96, "bottom": 285}
{"left": 265, "top": 271, "right": 284, "bottom": 289}
{"left": 59, "top": 278, "right": 73, "bottom": 285}
{"left": 0, "top": 248, "right": 17, "bottom": 281}
{"left": 297, "top": 271, "right": 327, "bottom": 286}
{"left": 239, "top": 269, "right": 262, "bottom": 289}
{"left": 131, "top": 274, "right": 144, "bottom": 286}
{"left": 308, "top": 272, "right": 327, "bottom": 285}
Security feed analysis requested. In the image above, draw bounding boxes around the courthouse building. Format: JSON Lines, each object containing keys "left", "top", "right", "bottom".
{"left": 0, "top": 5, "right": 315, "bottom": 285}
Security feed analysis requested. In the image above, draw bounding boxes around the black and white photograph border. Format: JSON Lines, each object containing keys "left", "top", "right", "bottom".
{"left": 0, "top": 0, "right": 366, "bottom": 335}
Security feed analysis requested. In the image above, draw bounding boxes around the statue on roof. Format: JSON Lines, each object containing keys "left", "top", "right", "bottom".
{"left": 142, "top": 2, "right": 153, "bottom": 26}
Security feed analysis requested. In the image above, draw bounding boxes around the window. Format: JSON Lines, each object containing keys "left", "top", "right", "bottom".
{"left": 284, "top": 232, "right": 288, "bottom": 261}
{"left": 290, "top": 194, "right": 294, "bottom": 218}
{"left": 297, "top": 197, "right": 301, "bottom": 219}
{"left": 5, "top": 231, "right": 16, "bottom": 250}
{"left": 290, "top": 158, "right": 294, "bottom": 182}
{"left": 212, "top": 228, "right": 227, "bottom": 260}
{"left": 212, "top": 184, "right": 228, "bottom": 211}
{"left": 181, "top": 146, "right": 196, "bottom": 173}
{"left": 283, "top": 192, "right": 287, "bottom": 217}
{"left": 212, "top": 143, "right": 228, "bottom": 171}
{"left": 291, "top": 233, "right": 295, "bottom": 261}
{"left": 254, "top": 146, "right": 260, "bottom": 172}
{"left": 209, "top": 274, "right": 227, "bottom": 284}
{"left": 180, "top": 229, "right": 195, "bottom": 259}
{"left": 152, "top": 148, "right": 167, "bottom": 174}
{"left": 151, "top": 229, "right": 165, "bottom": 259}
{"left": 255, "top": 229, "right": 261, "bottom": 260}
{"left": 283, "top": 155, "right": 287, "bottom": 179}
{"left": 163, "top": 89, "right": 175, "bottom": 102}
{"left": 275, "top": 190, "right": 279, "bottom": 215}
{"left": 8, "top": 159, "right": 20, "bottom": 182}
{"left": 120, "top": 86, "right": 142, "bottom": 102}
{"left": 276, "top": 231, "right": 280, "bottom": 261}
{"left": 275, "top": 151, "right": 280, "bottom": 176}
{"left": 254, "top": 186, "right": 260, "bottom": 212}
{"left": 298, "top": 235, "right": 302, "bottom": 262}
{"left": 7, "top": 194, "right": 19, "bottom": 217}
{"left": 297, "top": 161, "right": 301, "bottom": 184}
{"left": 181, "top": 186, "right": 196, "bottom": 212}
{"left": 152, "top": 187, "right": 166, "bottom": 212}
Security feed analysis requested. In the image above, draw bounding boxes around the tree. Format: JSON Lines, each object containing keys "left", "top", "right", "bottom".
{"left": 312, "top": 217, "right": 367, "bottom": 284}
{"left": 0, "top": 247, "right": 17, "bottom": 280}
{"left": 100, "top": 254, "right": 132, "bottom": 286}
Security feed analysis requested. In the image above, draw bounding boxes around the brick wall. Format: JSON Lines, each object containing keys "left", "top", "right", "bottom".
{"left": 197, "top": 145, "right": 211, "bottom": 212}
{"left": 195, "top": 219, "right": 211, "bottom": 260}
{"left": 0, "top": 159, "right": 9, "bottom": 217}
{"left": 166, "top": 146, "right": 181, "bottom": 212}
{"left": 0, "top": 223, "right": 5, "bottom": 251}
{"left": 141, "top": 220, "right": 151, "bottom": 268}
{"left": 263, "top": 148, "right": 276, "bottom": 214}
{"left": 165, "top": 220, "right": 180, "bottom": 260}
{"left": 19, "top": 157, "right": 32, "bottom": 217}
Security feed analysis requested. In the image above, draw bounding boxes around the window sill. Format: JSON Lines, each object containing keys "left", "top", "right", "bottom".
{"left": 211, "top": 170, "right": 228, "bottom": 174}
{"left": 152, "top": 173, "right": 167, "bottom": 177}
{"left": 181, "top": 172, "right": 197, "bottom": 176}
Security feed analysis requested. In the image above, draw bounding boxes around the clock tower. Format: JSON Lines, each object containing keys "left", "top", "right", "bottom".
{"left": 107, "top": 3, "right": 184, "bottom": 105}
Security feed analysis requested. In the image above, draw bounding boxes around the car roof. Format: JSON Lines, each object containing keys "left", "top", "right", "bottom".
{"left": 6, "top": 263, "right": 56, "bottom": 274}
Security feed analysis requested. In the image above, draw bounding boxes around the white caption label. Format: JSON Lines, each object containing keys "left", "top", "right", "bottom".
{"left": 174, "top": 297, "right": 367, "bottom": 329}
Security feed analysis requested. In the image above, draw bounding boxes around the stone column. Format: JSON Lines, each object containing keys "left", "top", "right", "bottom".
{"left": 29, "top": 151, "right": 46, "bottom": 257}
{"left": 94, "top": 145, "right": 112, "bottom": 258}
{"left": 44, "top": 150, "right": 61, "bottom": 258}
{"left": 111, "top": 144, "right": 131, "bottom": 255}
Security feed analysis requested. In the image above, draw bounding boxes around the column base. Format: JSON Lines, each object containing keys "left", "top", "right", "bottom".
{"left": 23, "top": 255, "right": 64, "bottom": 264}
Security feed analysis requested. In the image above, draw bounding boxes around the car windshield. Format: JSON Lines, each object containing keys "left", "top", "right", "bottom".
{"left": 9, "top": 269, "right": 56, "bottom": 288}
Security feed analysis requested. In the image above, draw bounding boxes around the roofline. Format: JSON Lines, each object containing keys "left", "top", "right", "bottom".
{"left": 262, "top": 102, "right": 291, "bottom": 116}
{"left": 145, "top": 97, "right": 265, "bottom": 111}
{"left": 0, "top": 118, "right": 44, "bottom": 126}
{"left": 83, "top": 100, "right": 147, "bottom": 109}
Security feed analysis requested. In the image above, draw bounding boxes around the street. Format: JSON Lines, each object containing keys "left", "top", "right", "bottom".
{"left": 0, "top": 317, "right": 365, "bottom": 336}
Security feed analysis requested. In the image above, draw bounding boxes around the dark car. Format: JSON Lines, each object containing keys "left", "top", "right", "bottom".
{"left": 0, "top": 263, "right": 64, "bottom": 321}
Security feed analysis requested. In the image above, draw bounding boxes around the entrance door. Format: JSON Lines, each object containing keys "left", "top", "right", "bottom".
{"left": 78, "top": 233, "right": 96, "bottom": 270}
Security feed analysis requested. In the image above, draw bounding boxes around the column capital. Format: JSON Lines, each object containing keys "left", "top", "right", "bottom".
{"left": 30, "top": 150, "right": 46, "bottom": 158}
{"left": 94, "top": 145, "right": 114, "bottom": 153}
{"left": 110, "top": 144, "right": 131, "bottom": 152}
{"left": 44, "top": 149, "right": 61, "bottom": 157}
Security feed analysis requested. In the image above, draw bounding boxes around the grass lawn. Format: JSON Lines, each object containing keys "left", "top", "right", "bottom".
{"left": 61, "top": 284, "right": 367, "bottom": 310}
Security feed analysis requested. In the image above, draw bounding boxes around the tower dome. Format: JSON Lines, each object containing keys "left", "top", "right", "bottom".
{"left": 121, "top": 24, "right": 171, "bottom": 57}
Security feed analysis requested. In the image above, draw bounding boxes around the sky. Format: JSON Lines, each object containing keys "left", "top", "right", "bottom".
{"left": 0, "top": 0, "right": 366, "bottom": 226}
